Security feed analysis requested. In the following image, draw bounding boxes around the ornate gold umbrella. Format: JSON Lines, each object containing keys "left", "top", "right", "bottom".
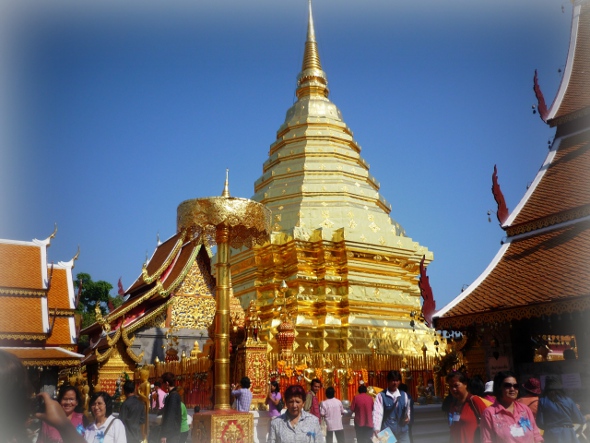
{"left": 177, "top": 172, "right": 271, "bottom": 410}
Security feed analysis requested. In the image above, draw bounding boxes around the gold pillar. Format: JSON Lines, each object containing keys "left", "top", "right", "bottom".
{"left": 214, "top": 224, "right": 232, "bottom": 410}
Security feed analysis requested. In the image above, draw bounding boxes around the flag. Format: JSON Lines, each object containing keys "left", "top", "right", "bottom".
{"left": 117, "top": 277, "right": 125, "bottom": 296}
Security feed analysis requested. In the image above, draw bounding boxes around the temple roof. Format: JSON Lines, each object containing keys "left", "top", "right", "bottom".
{"left": 0, "top": 296, "right": 46, "bottom": 338}
{"left": 435, "top": 3, "right": 590, "bottom": 329}
{"left": 0, "top": 239, "right": 49, "bottom": 292}
{"left": 505, "top": 129, "right": 590, "bottom": 235}
{"left": 0, "top": 234, "right": 81, "bottom": 365}
{"left": 0, "top": 346, "right": 83, "bottom": 367}
{"left": 435, "top": 218, "right": 590, "bottom": 329}
{"left": 547, "top": 1, "right": 590, "bottom": 127}
{"left": 81, "top": 232, "right": 211, "bottom": 336}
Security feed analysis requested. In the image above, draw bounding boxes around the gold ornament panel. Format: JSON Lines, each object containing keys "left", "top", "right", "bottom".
{"left": 171, "top": 295, "right": 216, "bottom": 329}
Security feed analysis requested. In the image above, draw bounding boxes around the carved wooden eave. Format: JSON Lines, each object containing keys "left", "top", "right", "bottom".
{"left": 506, "top": 205, "right": 590, "bottom": 237}
{"left": 120, "top": 321, "right": 144, "bottom": 363}
{"left": 0, "top": 332, "right": 48, "bottom": 341}
{"left": 105, "top": 240, "right": 201, "bottom": 324}
{"left": 436, "top": 296, "right": 590, "bottom": 330}
{"left": 95, "top": 342, "right": 115, "bottom": 363}
{"left": 105, "top": 323, "right": 122, "bottom": 347}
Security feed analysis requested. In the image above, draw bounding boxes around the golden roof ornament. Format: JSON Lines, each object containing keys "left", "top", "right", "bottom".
{"left": 297, "top": 0, "right": 329, "bottom": 99}
{"left": 176, "top": 172, "right": 271, "bottom": 410}
{"left": 190, "top": 341, "right": 201, "bottom": 358}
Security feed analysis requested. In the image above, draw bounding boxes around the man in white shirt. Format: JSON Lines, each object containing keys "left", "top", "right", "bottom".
{"left": 372, "top": 370, "right": 410, "bottom": 443}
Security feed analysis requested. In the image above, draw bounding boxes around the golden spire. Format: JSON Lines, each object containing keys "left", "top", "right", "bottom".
{"left": 221, "top": 168, "right": 230, "bottom": 198}
{"left": 296, "top": 0, "right": 329, "bottom": 99}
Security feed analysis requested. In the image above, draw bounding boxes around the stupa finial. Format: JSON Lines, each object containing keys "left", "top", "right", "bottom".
{"left": 221, "top": 168, "right": 230, "bottom": 198}
{"left": 307, "top": 0, "right": 316, "bottom": 43}
{"left": 296, "top": 0, "right": 329, "bottom": 99}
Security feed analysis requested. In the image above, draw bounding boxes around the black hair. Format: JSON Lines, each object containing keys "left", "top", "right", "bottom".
{"left": 57, "top": 385, "right": 84, "bottom": 413}
{"left": 123, "top": 380, "right": 136, "bottom": 396}
{"left": 358, "top": 385, "right": 367, "bottom": 393}
{"left": 89, "top": 391, "right": 113, "bottom": 417}
{"left": 162, "top": 372, "right": 176, "bottom": 386}
{"left": 240, "top": 377, "right": 251, "bottom": 389}
{"left": 467, "top": 375, "right": 485, "bottom": 397}
{"left": 311, "top": 378, "right": 321, "bottom": 387}
{"left": 387, "top": 370, "right": 402, "bottom": 382}
{"left": 270, "top": 380, "right": 279, "bottom": 391}
{"left": 326, "top": 387, "right": 335, "bottom": 399}
{"left": 492, "top": 370, "right": 518, "bottom": 399}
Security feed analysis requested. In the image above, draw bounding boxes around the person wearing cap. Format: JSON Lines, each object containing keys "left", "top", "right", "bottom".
{"left": 484, "top": 381, "right": 495, "bottom": 404}
{"left": 537, "top": 375, "right": 585, "bottom": 443}
{"left": 518, "top": 378, "right": 542, "bottom": 419}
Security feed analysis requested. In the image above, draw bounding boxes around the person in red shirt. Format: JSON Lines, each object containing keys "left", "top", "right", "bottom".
{"left": 351, "top": 385, "right": 374, "bottom": 443}
{"left": 446, "top": 371, "right": 489, "bottom": 443}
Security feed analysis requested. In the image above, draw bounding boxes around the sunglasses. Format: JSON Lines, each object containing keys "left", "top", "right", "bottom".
{"left": 503, "top": 383, "right": 519, "bottom": 390}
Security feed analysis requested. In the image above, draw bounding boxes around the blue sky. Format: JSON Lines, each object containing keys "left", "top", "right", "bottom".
{"left": 0, "top": 0, "right": 573, "bottom": 311}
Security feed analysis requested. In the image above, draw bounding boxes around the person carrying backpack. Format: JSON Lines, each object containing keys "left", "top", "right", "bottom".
{"left": 373, "top": 370, "right": 411, "bottom": 443}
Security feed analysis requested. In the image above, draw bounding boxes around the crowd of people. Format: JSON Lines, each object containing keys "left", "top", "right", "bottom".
{"left": 266, "top": 368, "right": 588, "bottom": 443}
{"left": 0, "top": 348, "right": 198, "bottom": 443}
{"left": 3, "top": 347, "right": 588, "bottom": 443}
{"left": 443, "top": 370, "right": 587, "bottom": 443}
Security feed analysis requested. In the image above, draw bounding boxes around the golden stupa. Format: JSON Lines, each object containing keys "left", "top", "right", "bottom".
{"left": 231, "top": 1, "right": 436, "bottom": 367}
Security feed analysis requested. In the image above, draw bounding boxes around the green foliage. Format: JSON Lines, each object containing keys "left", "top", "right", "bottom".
{"left": 74, "top": 272, "right": 122, "bottom": 330}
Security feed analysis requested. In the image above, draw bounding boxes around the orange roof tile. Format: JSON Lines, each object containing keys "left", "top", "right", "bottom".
{"left": 1, "top": 346, "right": 83, "bottom": 366}
{"left": 0, "top": 243, "right": 44, "bottom": 290}
{"left": 46, "top": 317, "right": 74, "bottom": 346}
{"left": 510, "top": 130, "right": 590, "bottom": 229}
{"left": 47, "top": 268, "right": 72, "bottom": 309}
{"left": 0, "top": 296, "right": 45, "bottom": 334}
{"left": 549, "top": 2, "right": 590, "bottom": 125}
{"left": 436, "top": 219, "right": 590, "bottom": 329}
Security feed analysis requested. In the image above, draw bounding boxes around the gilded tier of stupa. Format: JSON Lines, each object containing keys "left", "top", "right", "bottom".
{"left": 231, "top": 2, "right": 435, "bottom": 363}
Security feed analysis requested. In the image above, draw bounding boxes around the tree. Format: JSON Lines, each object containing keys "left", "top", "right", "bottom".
{"left": 74, "top": 272, "right": 123, "bottom": 330}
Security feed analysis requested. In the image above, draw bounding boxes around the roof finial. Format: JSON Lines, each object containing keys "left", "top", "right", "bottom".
{"left": 307, "top": 0, "right": 316, "bottom": 43}
{"left": 221, "top": 168, "right": 230, "bottom": 198}
{"left": 296, "top": 0, "right": 329, "bottom": 99}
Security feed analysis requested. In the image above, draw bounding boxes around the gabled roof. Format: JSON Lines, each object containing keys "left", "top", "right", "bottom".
{"left": 47, "top": 264, "right": 76, "bottom": 310}
{"left": 0, "top": 238, "right": 49, "bottom": 292}
{"left": 81, "top": 233, "right": 206, "bottom": 336}
{"left": 547, "top": 1, "right": 590, "bottom": 126}
{"left": 505, "top": 129, "right": 590, "bottom": 234}
{"left": 0, "top": 296, "right": 46, "bottom": 338}
{"left": 435, "top": 3, "right": 590, "bottom": 330}
{"left": 0, "top": 234, "right": 79, "bottom": 350}
{"left": 435, "top": 218, "right": 590, "bottom": 329}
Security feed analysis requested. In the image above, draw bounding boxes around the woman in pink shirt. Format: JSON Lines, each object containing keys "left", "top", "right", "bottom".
{"left": 320, "top": 387, "right": 345, "bottom": 443}
{"left": 481, "top": 371, "right": 543, "bottom": 443}
{"left": 37, "top": 385, "right": 86, "bottom": 443}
